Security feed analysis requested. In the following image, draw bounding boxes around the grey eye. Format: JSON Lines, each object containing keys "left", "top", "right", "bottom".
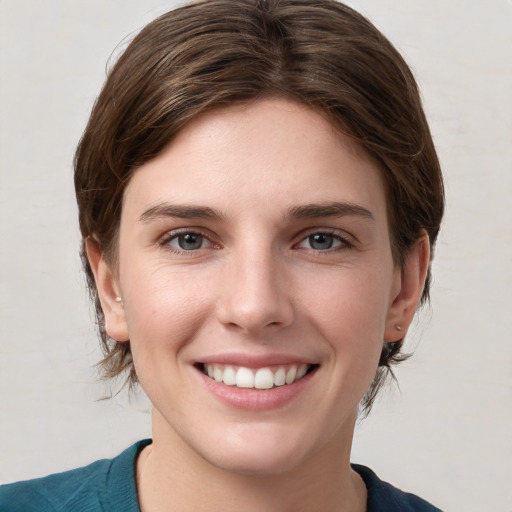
{"left": 172, "top": 233, "right": 206, "bottom": 251}
{"left": 308, "top": 233, "right": 335, "bottom": 250}
{"left": 297, "top": 232, "right": 348, "bottom": 251}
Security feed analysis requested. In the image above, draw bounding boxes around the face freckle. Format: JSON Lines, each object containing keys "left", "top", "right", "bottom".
{"left": 109, "top": 97, "right": 402, "bottom": 475}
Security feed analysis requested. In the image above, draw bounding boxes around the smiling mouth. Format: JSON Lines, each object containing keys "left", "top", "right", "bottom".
{"left": 197, "top": 363, "right": 318, "bottom": 390}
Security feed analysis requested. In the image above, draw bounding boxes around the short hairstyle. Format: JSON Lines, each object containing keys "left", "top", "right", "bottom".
{"left": 74, "top": 0, "right": 444, "bottom": 413}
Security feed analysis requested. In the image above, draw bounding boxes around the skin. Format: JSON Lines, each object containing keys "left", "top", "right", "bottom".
{"left": 88, "top": 97, "right": 429, "bottom": 512}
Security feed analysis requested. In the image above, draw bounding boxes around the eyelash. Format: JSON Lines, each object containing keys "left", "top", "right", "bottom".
{"left": 159, "top": 229, "right": 354, "bottom": 255}
{"left": 159, "top": 229, "right": 217, "bottom": 254}
{"left": 295, "top": 230, "right": 354, "bottom": 252}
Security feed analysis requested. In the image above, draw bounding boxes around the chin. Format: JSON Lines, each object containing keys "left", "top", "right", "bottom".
{"left": 194, "top": 422, "right": 323, "bottom": 477}
{"left": 208, "top": 446, "right": 307, "bottom": 477}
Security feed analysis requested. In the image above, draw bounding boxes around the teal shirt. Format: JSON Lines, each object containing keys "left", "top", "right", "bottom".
{"left": 0, "top": 440, "right": 148, "bottom": 512}
{"left": 0, "top": 440, "right": 442, "bottom": 511}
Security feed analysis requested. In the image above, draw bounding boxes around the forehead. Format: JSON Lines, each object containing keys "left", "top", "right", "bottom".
{"left": 122, "top": 97, "right": 387, "bottom": 223}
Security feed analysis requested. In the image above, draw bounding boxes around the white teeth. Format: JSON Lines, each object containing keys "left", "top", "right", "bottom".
{"left": 223, "top": 366, "right": 236, "bottom": 386}
{"left": 285, "top": 366, "right": 297, "bottom": 385}
{"left": 296, "top": 364, "right": 308, "bottom": 380}
{"left": 235, "top": 367, "right": 254, "bottom": 388}
{"left": 213, "top": 365, "right": 223, "bottom": 382}
{"left": 274, "top": 367, "right": 286, "bottom": 387}
{"left": 204, "top": 363, "right": 312, "bottom": 389}
{"left": 254, "top": 368, "right": 274, "bottom": 389}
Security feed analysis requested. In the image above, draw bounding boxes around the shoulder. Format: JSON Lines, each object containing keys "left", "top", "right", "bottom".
{"left": 0, "top": 439, "right": 151, "bottom": 512}
{"left": 352, "top": 464, "right": 443, "bottom": 512}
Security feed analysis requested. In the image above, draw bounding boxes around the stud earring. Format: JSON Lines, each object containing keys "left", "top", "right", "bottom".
{"left": 395, "top": 325, "right": 402, "bottom": 331}
{"left": 115, "top": 296, "right": 122, "bottom": 303}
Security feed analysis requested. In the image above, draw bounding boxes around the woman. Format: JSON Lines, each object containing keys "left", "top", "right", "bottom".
{"left": 0, "top": 1, "right": 444, "bottom": 510}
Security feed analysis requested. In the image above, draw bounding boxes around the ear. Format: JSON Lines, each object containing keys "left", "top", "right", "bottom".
{"left": 85, "top": 238, "right": 129, "bottom": 342}
{"left": 384, "top": 231, "right": 430, "bottom": 342}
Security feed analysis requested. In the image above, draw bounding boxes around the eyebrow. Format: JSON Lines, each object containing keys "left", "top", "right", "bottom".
{"left": 287, "top": 202, "right": 374, "bottom": 221}
{"left": 139, "top": 203, "right": 226, "bottom": 223}
{"left": 139, "top": 201, "right": 374, "bottom": 223}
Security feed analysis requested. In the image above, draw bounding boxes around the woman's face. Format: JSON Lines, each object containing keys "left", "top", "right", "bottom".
{"left": 99, "top": 97, "right": 412, "bottom": 475}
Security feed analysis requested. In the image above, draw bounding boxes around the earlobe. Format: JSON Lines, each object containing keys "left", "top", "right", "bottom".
{"left": 85, "top": 238, "right": 129, "bottom": 342}
{"left": 384, "top": 231, "right": 430, "bottom": 342}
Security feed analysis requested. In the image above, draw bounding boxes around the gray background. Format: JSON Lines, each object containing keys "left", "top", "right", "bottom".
{"left": 1, "top": 1, "right": 511, "bottom": 510}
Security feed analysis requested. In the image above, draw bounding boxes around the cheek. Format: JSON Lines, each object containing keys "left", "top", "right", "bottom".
{"left": 121, "top": 270, "right": 215, "bottom": 409}
{"left": 121, "top": 263, "right": 213, "bottom": 360}
{"left": 305, "top": 268, "right": 391, "bottom": 330}
{"left": 300, "top": 268, "right": 392, "bottom": 371}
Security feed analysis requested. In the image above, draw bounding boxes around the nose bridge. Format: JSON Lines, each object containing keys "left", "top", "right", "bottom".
{"left": 217, "top": 237, "right": 293, "bottom": 333}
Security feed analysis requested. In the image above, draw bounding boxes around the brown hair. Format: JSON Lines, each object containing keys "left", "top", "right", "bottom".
{"left": 74, "top": 0, "right": 444, "bottom": 413}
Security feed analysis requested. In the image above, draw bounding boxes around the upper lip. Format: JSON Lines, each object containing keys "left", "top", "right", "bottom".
{"left": 196, "top": 353, "right": 318, "bottom": 368}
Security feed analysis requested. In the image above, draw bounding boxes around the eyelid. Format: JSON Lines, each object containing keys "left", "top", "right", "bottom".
{"left": 158, "top": 227, "right": 220, "bottom": 253}
{"left": 157, "top": 226, "right": 356, "bottom": 253}
{"left": 294, "top": 228, "right": 355, "bottom": 250}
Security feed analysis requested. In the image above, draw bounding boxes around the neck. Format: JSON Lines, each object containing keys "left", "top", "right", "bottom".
{"left": 136, "top": 409, "right": 366, "bottom": 512}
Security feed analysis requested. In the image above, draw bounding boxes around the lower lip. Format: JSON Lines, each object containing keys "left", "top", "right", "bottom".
{"left": 197, "top": 367, "right": 317, "bottom": 411}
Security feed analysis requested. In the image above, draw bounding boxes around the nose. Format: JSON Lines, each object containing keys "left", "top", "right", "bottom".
{"left": 216, "top": 246, "right": 294, "bottom": 335}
